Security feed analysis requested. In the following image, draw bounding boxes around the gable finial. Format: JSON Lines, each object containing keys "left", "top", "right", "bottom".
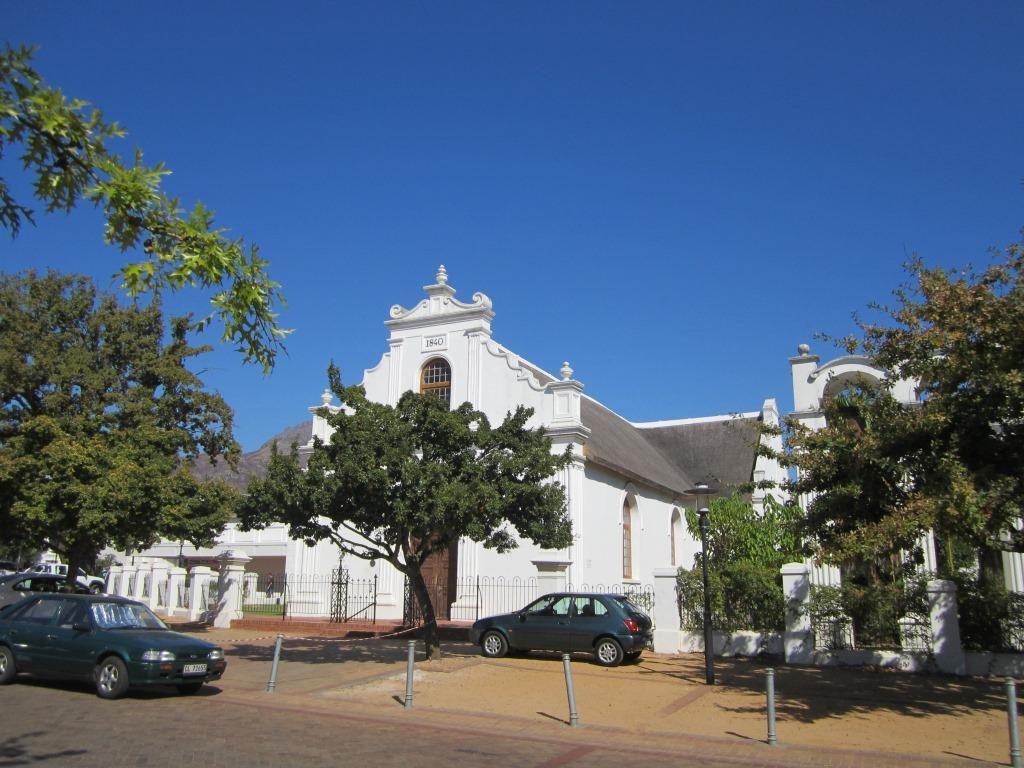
{"left": 436, "top": 264, "right": 448, "bottom": 285}
{"left": 560, "top": 361, "right": 574, "bottom": 380}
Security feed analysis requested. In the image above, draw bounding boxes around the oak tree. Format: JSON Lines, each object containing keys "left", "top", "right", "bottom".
{"left": 0, "top": 270, "right": 241, "bottom": 586}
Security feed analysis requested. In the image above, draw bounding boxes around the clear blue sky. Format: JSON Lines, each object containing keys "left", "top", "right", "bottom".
{"left": 6, "top": 2, "right": 1023, "bottom": 451}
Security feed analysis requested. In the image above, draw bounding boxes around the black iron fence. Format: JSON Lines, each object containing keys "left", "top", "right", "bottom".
{"left": 241, "top": 571, "right": 378, "bottom": 623}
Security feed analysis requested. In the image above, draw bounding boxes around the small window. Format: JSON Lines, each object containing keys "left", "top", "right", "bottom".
{"left": 420, "top": 358, "right": 452, "bottom": 406}
{"left": 20, "top": 597, "right": 61, "bottom": 625}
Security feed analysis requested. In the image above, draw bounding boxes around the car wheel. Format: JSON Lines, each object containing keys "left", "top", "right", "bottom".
{"left": 594, "top": 637, "right": 624, "bottom": 667}
{"left": 480, "top": 630, "right": 509, "bottom": 658}
{"left": 0, "top": 645, "right": 16, "bottom": 684}
{"left": 95, "top": 656, "right": 130, "bottom": 699}
{"left": 178, "top": 681, "right": 203, "bottom": 695}
{"left": 90, "top": 583, "right": 104, "bottom": 594}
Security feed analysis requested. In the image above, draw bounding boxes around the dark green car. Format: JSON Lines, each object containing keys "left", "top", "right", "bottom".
{"left": 0, "top": 593, "right": 226, "bottom": 699}
{"left": 469, "top": 592, "right": 654, "bottom": 666}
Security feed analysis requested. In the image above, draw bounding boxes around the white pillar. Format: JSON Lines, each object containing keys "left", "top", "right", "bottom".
{"left": 118, "top": 564, "right": 136, "bottom": 597}
{"left": 106, "top": 564, "right": 122, "bottom": 595}
{"left": 927, "top": 579, "right": 966, "bottom": 675}
{"left": 213, "top": 550, "right": 251, "bottom": 629}
{"left": 149, "top": 561, "right": 169, "bottom": 611}
{"left": 188, "top": 566, "right": 214, "bottom": 622}
{"left": 781, "top": 562, "right": 813, "bottom": 664}
{"left": 132, "top": 563, "right": 150, "bottom": 601}
{"left": 166, "top": 567, "right": 187, "bottom": 616}
{"left": 652, "top": 567, "right": 681, "bottom": 654}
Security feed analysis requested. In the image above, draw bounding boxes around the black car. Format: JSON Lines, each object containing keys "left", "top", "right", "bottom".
{"left": 469, "top": 592, "right": 654, "bottom": 667}
{"left": 0, "top": 593, "right": 226, "bottom": 698}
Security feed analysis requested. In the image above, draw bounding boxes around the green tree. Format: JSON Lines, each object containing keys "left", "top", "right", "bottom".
{"left": 0, "top": 270, "right": 241, "bottom": 587}
{"left": 782, "top": 235, "right": 1024, "bottom": 565}
{"left": 240, "top": 365, "right": 573, "bottom": 658}
{"left": 677, "top": 495, "right": 803, "bottom": 633}
{"left": 1, "top": 45, "right": 288, "bottom": 371}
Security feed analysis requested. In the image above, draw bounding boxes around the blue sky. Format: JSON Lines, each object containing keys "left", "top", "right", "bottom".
{"left": 6, "top": 2, "right": 1023, "bottom": 451}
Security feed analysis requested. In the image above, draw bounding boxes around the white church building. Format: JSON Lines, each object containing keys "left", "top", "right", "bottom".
{"left": 129, "top": 266, "right": 787, "bottom": 622}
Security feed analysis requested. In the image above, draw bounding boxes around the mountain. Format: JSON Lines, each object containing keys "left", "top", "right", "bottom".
{"left": 189, "top": 421, "right": 312, "bottom": 490}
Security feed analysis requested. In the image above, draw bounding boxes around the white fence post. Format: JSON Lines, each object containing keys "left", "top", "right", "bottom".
{"left": 165, "top": 566, "right": 186, "bottom": 616}
{"left": 118, "top": 564, "right": 136, "bottom": 597}
{"left": 105, "top": 564, "right": 122, "bottom": 595}
{"left": 928, "top": 578, "right": 966, "bottom": 675}
{"left": 652, "top": 568, "right": 682, "bottom": 654}
{"left": 188, "top": 566, "right": 213, "bottom": 622}
{"left": 213, "top": 550, "right": 251, "bottom": 628}
{"left": 781, "top": 562, "right": 813, "bottom": 664}
{"left": 148, "top": 561, "right": 168, "bottom": 611}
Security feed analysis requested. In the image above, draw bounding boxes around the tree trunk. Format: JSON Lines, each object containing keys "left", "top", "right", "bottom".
{"left": 406, "top": 560, "right": 441, "bottom": 660}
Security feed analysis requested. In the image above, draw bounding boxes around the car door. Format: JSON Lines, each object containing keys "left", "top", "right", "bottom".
{"left": 3, "top": 596, "right": 63, "bottom": 672}
{"left": 570, "top": 595, "right": 612, "bottom": 652}
{"left": 510, "top": 594, "right": 574, "bottom": 651}
{"left": 48, "top": 599, "right": 95, "bottom": 678}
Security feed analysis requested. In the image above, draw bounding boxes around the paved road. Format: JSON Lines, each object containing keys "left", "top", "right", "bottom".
{"left": 0, "top": 636, "right": 1006, "bottom": 768}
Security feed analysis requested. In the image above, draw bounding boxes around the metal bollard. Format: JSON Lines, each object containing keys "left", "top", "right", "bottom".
{"left": 765, "top": 667, "right": 777, "bottom": 746}
{"left": 404, "top": 640, "right": 416, "bottom": 709}
{"left": 1007, "top": 677, "right": 1021, "bottom": 768}
{"left": 266, "top": 633, "right": 284, "bottom": 693}
{"left": 562, "top": 653, "right": 579, "bottom": 727}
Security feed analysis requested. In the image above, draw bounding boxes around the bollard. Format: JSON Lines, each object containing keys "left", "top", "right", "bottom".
{"left": 765, "top": 667, "right": 777, "bottom": 746}
{"left": 266, "top": 633, "right": 284, "bottom": 693}
{"left": 404, "top": 640, "right": 416, "bottom": 709}
{"left": 562, "top": 653, "right": 579, "bottom": 727}
{"left": 1008, "top": 677, "right": 1022, "bottom": 768}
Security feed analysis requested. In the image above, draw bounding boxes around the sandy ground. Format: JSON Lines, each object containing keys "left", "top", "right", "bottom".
{"left": 183, "top": 622, "right": 1014, "bottom": 765}
{"left": 321, "top": 649, "right": 1012, "bottom": 765}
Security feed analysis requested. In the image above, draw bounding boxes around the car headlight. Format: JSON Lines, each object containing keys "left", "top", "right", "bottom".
{"left": 208, "top": 649, "right": 224, "bottom": 661}
{"left": 141, "top": 649, "right": 176, "bottom": 662}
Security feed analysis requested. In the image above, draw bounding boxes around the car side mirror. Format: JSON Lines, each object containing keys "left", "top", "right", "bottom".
{"left": 518, "top": 612, "right": 527, "bottom": 623}
{"left": 73, "top": 621, "right": 91, "bottom": 633}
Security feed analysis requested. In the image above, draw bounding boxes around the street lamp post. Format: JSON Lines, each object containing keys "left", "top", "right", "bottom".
{"left": 686, "top": 481, "right": 717, "bottom": 685}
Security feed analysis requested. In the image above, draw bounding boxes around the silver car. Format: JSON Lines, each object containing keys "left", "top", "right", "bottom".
{"left": 0, "top": 573, "right": 89, "bottom": 609}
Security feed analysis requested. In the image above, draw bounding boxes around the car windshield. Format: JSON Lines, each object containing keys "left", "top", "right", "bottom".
{"left": 91, "top": 602, "right": 167, "bottom": 630}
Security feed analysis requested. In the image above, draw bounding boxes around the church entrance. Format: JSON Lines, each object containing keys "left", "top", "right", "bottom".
{"left": 406, "top": 542, "right": 457, "bottom": 622}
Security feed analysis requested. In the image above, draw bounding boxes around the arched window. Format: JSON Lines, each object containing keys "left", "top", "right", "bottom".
{"left": 622, "top": 500, "right": 633, "bottom": 580}
{"left": 670, "top": 508, "right": 683, "bottom": 567}
{"left": 420, "top": 358, "right": 452, "bottom": 406}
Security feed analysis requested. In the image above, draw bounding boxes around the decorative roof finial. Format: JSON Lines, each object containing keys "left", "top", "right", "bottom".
{"left": 560, "top": 361, "right": 573, "bottom": 380}
{"left": 436, "top": 265, "right": 448, "bottom": 285}
{"left": 320, "top": 388, "right": 333, "bottom": 406}
{"left": 797, "top": 343, "right": 811, "bottom": 356}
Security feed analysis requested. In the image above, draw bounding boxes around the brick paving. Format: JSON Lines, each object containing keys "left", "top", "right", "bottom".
{"left": 0, "top": 630, "right": 1012, "bottom": 767}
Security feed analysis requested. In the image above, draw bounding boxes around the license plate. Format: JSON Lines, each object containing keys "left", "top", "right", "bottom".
{"left": 182, "top": 663, "right": 207, "bottom": 675}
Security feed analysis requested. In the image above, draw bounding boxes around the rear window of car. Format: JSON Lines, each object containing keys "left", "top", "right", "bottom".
{"left": 611, "top": 594, "right": 651, "bottom": 620}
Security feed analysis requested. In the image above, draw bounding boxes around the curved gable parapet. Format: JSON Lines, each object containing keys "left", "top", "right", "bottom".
{"left": 482, "top": 339, "right": 549, "bottom": 392}
{"left": 386, "top": 290, "right": 495, "bottom": 327}
{"left": 362, "top": 351, "right": 389, "bottom": 379}
{"left": 808, "top": 355, "right": 885, "bottom": 382}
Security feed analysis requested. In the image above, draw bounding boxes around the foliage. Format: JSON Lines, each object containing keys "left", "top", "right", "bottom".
{"left": 240, "top": 364, "right": 573, "bottom": 657}
{"left": 0, "top": 270, "right": 240, "bottom": 585}
{"left": 676, "top": 495, "right": 802, "bottom": 634}
{"left": 771, "top": 237, "right": 1024, "bottom": 564}
{"left": 0, "top": 45, "right": 288, "bottom": 371}
{"left": 807, "top": 585, "right": 852, "bottom": 651}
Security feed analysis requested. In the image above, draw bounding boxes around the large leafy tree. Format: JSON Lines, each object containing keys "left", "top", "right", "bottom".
{"left": 1, "top": 45, "right": 288, "bottom": 371}
{"left": 783, "top": 235, "right": 1024, "bottom": 566}
{"left": 241, "top": 365, "right": 573, "bottom": 658}
{"left": 0, "top": 270, "right": 241, "bottom": 586}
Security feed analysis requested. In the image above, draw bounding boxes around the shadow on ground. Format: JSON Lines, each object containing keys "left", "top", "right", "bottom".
{"left": 637, "top": 654, "right": 1009, "bottom": 724}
